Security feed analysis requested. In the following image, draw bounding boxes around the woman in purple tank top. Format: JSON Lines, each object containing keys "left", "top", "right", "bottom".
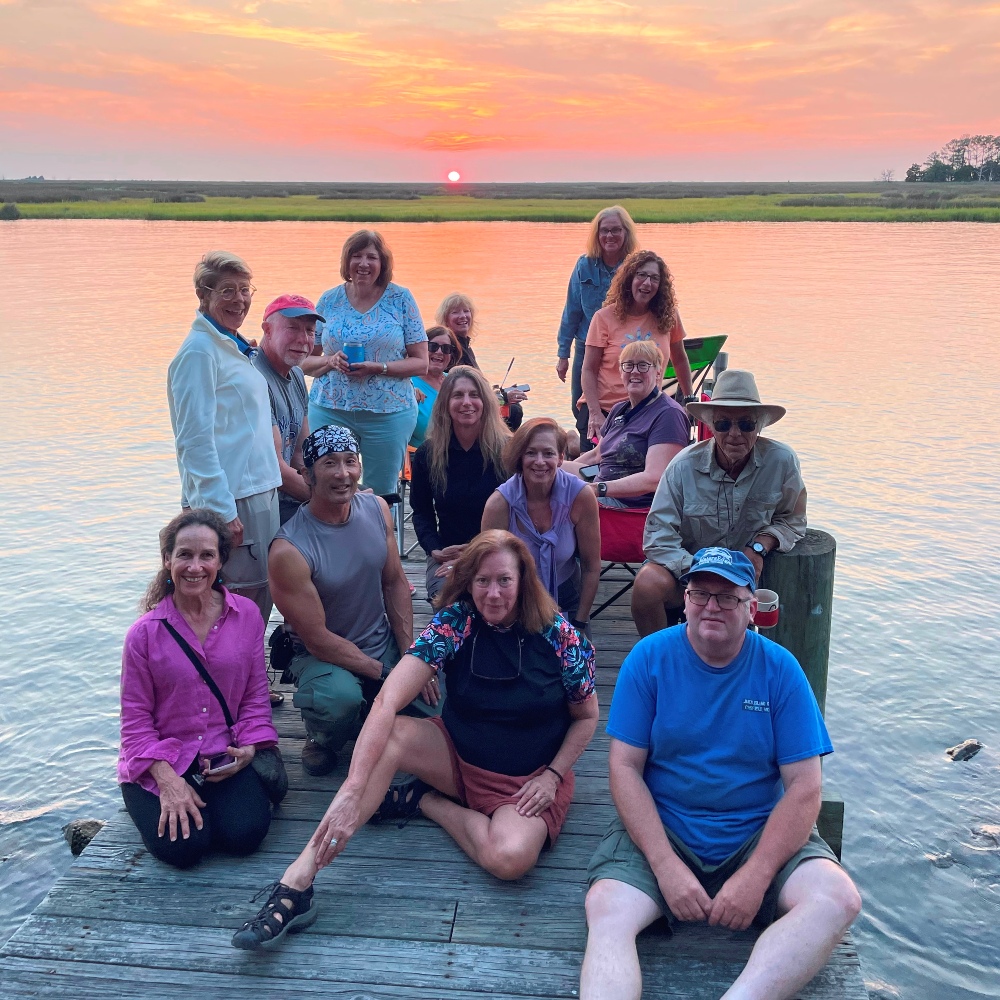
{"left": 482, "top": 418, "right": 601, "bottom": 633}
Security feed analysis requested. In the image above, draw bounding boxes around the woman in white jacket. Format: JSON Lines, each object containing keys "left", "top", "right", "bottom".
{"left": 167, "top": 251, "right": 282, "bottom": 623}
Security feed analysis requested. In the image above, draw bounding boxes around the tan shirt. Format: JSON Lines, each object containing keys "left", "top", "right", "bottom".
{"left": 643, "top": 437, "right": 807, "bottom": 578}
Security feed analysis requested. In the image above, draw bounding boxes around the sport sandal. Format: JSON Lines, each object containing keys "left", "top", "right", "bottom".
{"left": 369, "top": 774, "right": 431, "bottom": 826}
{"left": 231, "top": 880, "right": 317, "bottom": 950}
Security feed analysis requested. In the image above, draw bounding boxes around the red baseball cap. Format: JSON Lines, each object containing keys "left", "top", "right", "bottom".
{"left": 263, "top": 294, "right": 324, "bottom": 323}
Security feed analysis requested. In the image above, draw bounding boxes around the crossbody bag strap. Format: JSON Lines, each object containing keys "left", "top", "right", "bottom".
{"left": 162, "top": 620, "right": 235, "bottom": 730}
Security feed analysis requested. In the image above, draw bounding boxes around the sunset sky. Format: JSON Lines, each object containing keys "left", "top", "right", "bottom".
{"left": 3, "top": 0, "right": 999, "bottom": 181}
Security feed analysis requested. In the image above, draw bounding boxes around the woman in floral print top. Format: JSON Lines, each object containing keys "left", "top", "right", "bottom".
{"left": 233, "top": 530, "right": 598, "bottom": 950}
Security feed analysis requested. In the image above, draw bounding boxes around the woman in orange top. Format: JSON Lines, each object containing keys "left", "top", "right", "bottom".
{"left": 581, "top": 250, "right": 693, "bottom": 443}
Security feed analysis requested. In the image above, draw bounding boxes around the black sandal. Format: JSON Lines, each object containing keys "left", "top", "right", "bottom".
{"left": 369, "top": 775, "right": 431, "bottom": 826}
{"left": 231, "top": 880, "right": 317, "bottom": 951}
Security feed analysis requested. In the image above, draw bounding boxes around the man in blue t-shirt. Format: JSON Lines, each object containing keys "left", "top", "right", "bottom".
{"left": 580, "top": 547, "right": 861, "bottom": 1000}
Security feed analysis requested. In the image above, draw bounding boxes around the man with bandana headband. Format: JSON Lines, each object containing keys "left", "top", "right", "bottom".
{"left": 269, "top": 426, "right": 442, "bottom": 776}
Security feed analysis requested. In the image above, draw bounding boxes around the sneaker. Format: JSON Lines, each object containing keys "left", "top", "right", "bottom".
{"left": 301, "top": 739, "right": 337, "bottom": 776}
{"left": 231, "top": 880, "right": 317, "bottom": 951}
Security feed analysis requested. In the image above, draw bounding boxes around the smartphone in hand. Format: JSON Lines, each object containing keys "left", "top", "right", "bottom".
{"left": 203, "top": 752, "right": 239, "bottom": 775}
{"left": 580, "top": 464, "right": 601, "bottom": 482}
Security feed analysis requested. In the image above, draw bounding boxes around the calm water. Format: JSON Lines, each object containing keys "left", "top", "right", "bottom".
{"left": 1, "top": 220, "right": 998, "bottom": 997}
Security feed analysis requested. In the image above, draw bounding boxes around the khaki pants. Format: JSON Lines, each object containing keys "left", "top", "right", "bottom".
{"left": 224, "top": 489, "right": 279, "bottom": 623}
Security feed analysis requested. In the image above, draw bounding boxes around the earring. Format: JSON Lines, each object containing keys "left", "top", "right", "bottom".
{"left": 166, "top": 577, "right": 173, "bottom": 587}
{"left": 215, "top": 572, "right": 224, "bottom": 587}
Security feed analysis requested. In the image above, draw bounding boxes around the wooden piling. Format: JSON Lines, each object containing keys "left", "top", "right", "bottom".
{"left": 760, "top": 528, "right": 837, "bottom": 715}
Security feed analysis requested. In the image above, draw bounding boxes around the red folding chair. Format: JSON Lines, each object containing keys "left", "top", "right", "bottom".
{"left": 591, "top": 505, "right": 650, "bottom": 619}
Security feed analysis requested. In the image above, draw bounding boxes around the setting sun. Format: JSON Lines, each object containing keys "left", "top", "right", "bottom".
{"left": 447, "top": 171, "right": 461, "bottom": 182}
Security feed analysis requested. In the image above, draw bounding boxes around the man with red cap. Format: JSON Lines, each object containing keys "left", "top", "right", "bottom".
{"left": 252, "top": 295, "right": 325, "bottom": 525}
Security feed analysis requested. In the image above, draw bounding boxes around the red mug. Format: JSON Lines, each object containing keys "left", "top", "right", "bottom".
{"left": 753, "top": 589, "right": 779, "bottom": 628}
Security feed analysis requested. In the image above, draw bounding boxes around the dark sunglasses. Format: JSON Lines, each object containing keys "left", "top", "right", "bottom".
{"left": 713, "top": 417, "right": 758, "bottom": 434}
{"left": 428, "top": 342, "right": 456, "bottom": 356}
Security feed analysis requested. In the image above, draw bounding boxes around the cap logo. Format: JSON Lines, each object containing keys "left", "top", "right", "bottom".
{"left": 702, "top": 547, "right": 733, "bottom": 565}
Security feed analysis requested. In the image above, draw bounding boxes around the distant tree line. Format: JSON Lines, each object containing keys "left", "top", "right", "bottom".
{"left": 906, "top": 135, "right": 1000, "bottom": 182}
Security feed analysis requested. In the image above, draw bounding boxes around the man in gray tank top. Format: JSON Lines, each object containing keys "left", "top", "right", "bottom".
{"left": 269, "top": 425, "right": 442, "bottom": 776}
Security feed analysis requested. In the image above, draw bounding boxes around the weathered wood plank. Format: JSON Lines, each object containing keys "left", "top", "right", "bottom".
{"left": 0, "top": 957, "right": 577, "bottom": 1000}
{"left": 0, "top": 915, "right": 868, "bottom": 999}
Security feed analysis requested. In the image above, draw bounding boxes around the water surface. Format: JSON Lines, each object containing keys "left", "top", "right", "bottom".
{"left": 1, "top": 220, "right": 998, "bottom": 998}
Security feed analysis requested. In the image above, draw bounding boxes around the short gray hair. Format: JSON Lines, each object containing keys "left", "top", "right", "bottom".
{"left": 194, "top": 251, "right": 252, "bottom": 309}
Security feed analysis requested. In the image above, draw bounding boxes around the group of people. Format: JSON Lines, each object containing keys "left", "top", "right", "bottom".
{"left": 116, "top": 208, "right": 860, "bottom": 1000}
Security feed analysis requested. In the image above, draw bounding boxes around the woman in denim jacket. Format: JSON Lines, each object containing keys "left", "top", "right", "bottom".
{"left": 555, "top": 207, "right": 638, "bottom": 438}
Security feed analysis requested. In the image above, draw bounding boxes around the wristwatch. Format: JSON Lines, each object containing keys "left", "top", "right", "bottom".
{"left": 751, "top": 540, "right": 767, "bottom": 557}
{"left": 596, "top": 482, "right": 608, "bottom": 498}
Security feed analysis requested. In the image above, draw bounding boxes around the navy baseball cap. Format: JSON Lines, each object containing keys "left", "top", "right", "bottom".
{"left": 679, "top": 547, "right": 756, "bottom": 592}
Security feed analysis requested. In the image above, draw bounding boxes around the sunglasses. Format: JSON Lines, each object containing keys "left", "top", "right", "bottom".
{"left": 713, "top": 417, "right": 758, "bottom": 434}
{"left": 428, "top": 342, "right": 456, "bottom": 356}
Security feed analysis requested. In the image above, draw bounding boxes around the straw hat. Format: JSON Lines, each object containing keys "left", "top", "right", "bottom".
{"left": 686, "top": 369, "right": 786, "bottom": 427}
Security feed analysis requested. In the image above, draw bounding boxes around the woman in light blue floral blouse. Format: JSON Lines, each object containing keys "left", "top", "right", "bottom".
{"left": 303, "top": 230, "right": 428, "bottom": 496}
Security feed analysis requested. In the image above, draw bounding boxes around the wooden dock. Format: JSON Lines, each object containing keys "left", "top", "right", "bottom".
{"left": 0, "top": 527, "right": 868, "bottom": 999}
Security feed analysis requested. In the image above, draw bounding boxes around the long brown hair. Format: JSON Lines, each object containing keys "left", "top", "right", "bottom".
{"left": 604, "top": 249, "right": 678, "bottom": 334}
{"left": 141, "top": 509, "right": 232, "bottom": 612}
{"left": 436, "top": 529, "right": 558, "bottom": 633}
{"left": 424, "top": 366, "right": 509, "bottom": 492}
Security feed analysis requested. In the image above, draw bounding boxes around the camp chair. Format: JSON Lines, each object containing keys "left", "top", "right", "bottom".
{"left": 590, "top": 505, "right": 650, "bottom": 619}
{"left": 382, "top": 446, "right": 420, "bottom": 558}
{"left": 662, "top": 334, "right": 728, "bottom": 400}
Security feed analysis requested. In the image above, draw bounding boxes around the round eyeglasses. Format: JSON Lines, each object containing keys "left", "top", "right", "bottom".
{"left": 202, "top": 283, "right": 256, "bottom": 302}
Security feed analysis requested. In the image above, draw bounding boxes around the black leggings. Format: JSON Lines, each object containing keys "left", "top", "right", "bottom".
{"left": 121, "top": 765, "right": 272, "bottom": 869}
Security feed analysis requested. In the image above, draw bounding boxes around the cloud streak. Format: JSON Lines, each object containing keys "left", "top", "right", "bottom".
{"left": 1, "top": 0, "right": 998, "bottom": 178}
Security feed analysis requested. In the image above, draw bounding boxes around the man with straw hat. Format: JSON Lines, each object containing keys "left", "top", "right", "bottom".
{"left": 631, "top": 369, "right": 806, "bottom": 637}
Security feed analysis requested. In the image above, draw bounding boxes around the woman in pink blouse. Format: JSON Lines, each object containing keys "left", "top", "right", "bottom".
{"left": 118, "top": 509, "right": 279, "bottom": 868}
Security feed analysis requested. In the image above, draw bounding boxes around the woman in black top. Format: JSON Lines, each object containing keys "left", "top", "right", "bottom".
{"left": 232, "top": 530, "right": 597, "bottom": 951}
{"left": 410, "top": 365, "right": 510, "bottom": 601}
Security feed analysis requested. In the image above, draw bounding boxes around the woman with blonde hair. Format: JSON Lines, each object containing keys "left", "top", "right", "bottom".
{"left": 581, "top": 249, "right": 693, "bottom": 443}
{"left": 566, "top": 339, "right": 690, "bottom": 508}
{"left": 556, "top": 206, "right": 639, "bottom": 437}
{"left": 410, "top": 366, "right": 510, "bottom": 601}
{"left": 437, "top": 292, "right": 527, "bottom": 429}
{"left": 482, "top": 418, "right": 601, "bottom": 632}
{"left": 232, "top": 529, "right": 597, "bottom": 951}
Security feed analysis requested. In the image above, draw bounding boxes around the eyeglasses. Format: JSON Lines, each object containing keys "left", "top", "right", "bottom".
{"left": 634, "top": 272, "right": 661, "bottom": 286}
{"left": 428, "top": 342, "right": 456, "bottom": 356}
{"left": 713, "top": 417, "right": 758, "bottom": 434}
{"left": 599, "top": 226, "right": 624, "bottom": 237}
{"left": 685, "top": 589, "right": 750, "bottom": 611}
{"left": 620, "top": 361, "right": 653, "bottom": 373}
{"left": 469, "top": 629, "right": 522, "bottom": 681}
{"left": 203, "top": 283, "right": 256, "bottom": 301}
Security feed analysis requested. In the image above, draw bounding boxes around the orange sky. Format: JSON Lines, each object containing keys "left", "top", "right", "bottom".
{"left": 2, "top": 0, "right": 999, "bottom": 181}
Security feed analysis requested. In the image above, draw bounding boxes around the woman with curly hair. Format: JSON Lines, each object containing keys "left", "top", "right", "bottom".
{"left": 410, "top": 365, "right": 510, "bottom": 601}
{"left": 231, "top": 529, "right": 597, "bottom": 952}
{"left": 581, "top": 249, "right": 693, "bottom": 443}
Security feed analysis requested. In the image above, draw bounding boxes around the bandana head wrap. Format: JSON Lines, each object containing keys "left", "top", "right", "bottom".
{"left": 302, "top": 425, "right": 361, "bottom": 467}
